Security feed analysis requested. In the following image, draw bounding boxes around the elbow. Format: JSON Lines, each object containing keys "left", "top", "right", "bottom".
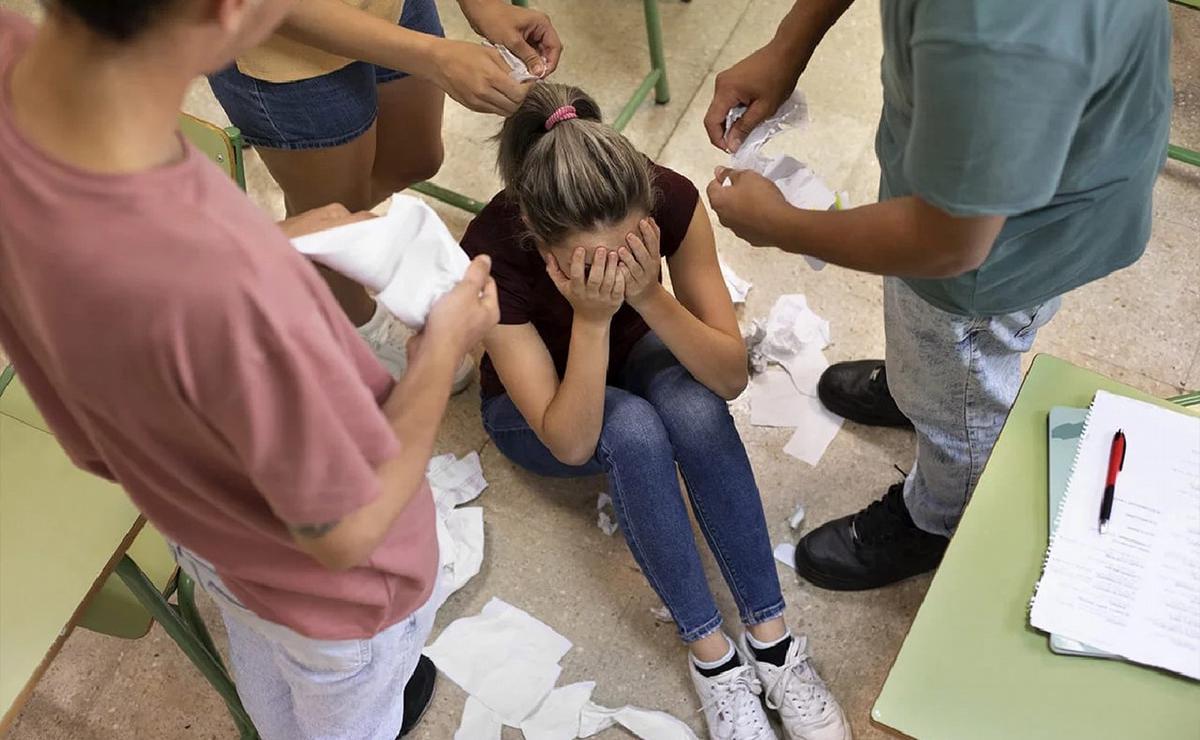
{"left": 550, "top": 444, "right": 596, "bottom": 468}
{"left": 715, "top": 370, "right": 749, "bottom": 402}
{"left": 296, "top": 530, "right": 375, "bottom": 571}
{"left": 926, "top": 243, "right": 990, "bottom": 279}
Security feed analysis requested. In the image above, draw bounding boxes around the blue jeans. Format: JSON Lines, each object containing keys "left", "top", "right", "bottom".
{"left": 482, "top": 333, "right": 785, "bottom": 643}
{"left": 885, "top": 277, "right": 1061, "bottom": 536}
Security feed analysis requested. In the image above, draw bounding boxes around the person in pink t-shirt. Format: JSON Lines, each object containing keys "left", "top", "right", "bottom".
{"left": 0, "top": 2, "right": 498, "bottom": 738}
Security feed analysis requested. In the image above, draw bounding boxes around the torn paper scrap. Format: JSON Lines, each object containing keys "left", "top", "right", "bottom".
{"left": 485, "top": 41, "right": 542, "bottom": 82}
{"left": 579, "top": 701, "right": 699, "bottom": 740}
{"left": 455, "top": 696, "right": 502, "bottom": 740}
{"left": 424, "top": 598, "right": 572, "bottom": 725}
{"left": 428, "top": 451, "right": 488, "bottom": 512}
{"left": 650, "top": 605, "right": 674, "bottom": 624}
{"left": 718, "top": 258, "right": 752, "bottom": 304}
{"left": 436, "top": 506, "right": 484, "bottom": 600}
{"left": 782, "top": 395, "right": 843, "bottom": 466}
{"left": 520, "top": 682, "right": 596, "bottom": 740}
{"left": 750, "top": 369, "right": 811, "bottom": 428}
{"left": 778, "top": 347, "right": 829, "bottom": 398}
{"left": 724, "top": 91, "right": 831, "bottom": 271}
{"left": 596, "top": 493, "right": 618, "bottom": 536}
{"left": 743, "top": 320, "right": 768, "bottom": 376}
{"left": 773, "top": 543, "right": 796, "bottom": 570}
{"left": 788, "top": 503, "right": 806, "bottom": 530}
{"left": 292, "top": 194, "right": 468, "bottom": 329}
{"left": 762, "top": 294, "right": 831, "bottom": 362}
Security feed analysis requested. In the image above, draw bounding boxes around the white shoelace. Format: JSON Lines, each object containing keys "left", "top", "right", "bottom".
{"left": 699, "top": 666, "right": 772, "bottom": 739}
{"left": 763, "top": 640, "right": 828, "bottom": 717}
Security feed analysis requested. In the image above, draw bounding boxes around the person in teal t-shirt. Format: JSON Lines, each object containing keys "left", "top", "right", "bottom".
{"left": 704, "top": 0, "right": 1171, "bottom": 591}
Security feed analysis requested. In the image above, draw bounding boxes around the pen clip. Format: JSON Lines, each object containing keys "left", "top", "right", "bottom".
{"left": 1117, "top": 430, "right": 1126, "bottom": 470}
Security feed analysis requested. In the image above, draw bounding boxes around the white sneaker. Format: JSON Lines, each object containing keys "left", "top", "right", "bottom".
{"left": 689, "top": 655, "right": 778, "bottom": 740}
{"left": 357, "top": 303, "right": 474, "bottom": 393}
{"left": 741, "top": 634, "right": 851, "bottom": 740}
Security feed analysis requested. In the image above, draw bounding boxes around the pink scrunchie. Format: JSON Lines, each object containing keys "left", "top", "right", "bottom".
{"left": 544, "top": 105, "right": 578, "bottom": 131}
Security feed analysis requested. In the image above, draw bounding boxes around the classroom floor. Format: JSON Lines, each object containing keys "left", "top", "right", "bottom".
{"left": 3, "top": 1, "right": 1198, "bottom": 738}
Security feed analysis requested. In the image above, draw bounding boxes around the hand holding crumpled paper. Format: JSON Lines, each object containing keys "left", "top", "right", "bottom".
{"left": 290, "top": 194, "right": 469, "bottom": 329}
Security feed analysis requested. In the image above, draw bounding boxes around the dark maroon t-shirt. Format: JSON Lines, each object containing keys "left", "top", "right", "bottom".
{"left": 461, "top": 163, "right": 699, "bottom": 400}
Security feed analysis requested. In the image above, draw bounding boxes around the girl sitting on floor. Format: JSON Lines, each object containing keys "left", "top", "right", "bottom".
{"left": 460, "top": 83, "right": 851, "bottom": 740}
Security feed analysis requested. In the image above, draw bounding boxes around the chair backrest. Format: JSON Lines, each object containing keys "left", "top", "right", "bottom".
{"left": 178, "top": 113, "right": 246, "bottom": 189}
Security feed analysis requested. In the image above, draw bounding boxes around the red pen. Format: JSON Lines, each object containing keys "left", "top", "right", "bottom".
{"left": 1098, "top": 429, "right": 1126, "bottom": 534}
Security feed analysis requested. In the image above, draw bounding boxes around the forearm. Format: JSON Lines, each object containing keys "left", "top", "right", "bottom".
{"left": 632, "top": 285, "right": 748, "bottom": 400}
{"left": 767, "top": 197, "right": 990, "bottom": 278}
{"left": 769, "top": 0, "right": 856, "bottom": 71}
{"left": 306, "top": 344, "right": 458, "bottom": 569}
{"left": 539, "top": 319, "right": 611, "bottom": 465}
{"left": 279, "top": 0, "right": 441, "bottom": 78}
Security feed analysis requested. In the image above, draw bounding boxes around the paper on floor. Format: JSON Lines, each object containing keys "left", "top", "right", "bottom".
{"left": 782, "top": 395, "right": 843, "bottom": 466}
{"left": 596, "top": 493, "right": 618, "bottom": 536}
{"left": 455, "top": 696, "right": 503, "bottom": 740}
{"left": 761, "top": 294, "right": 830, "bottom": 362}
{"left": 723, "top": 90, "right": 832, "bottom": 271}
{"left": 292, "top": 195, "right": 468, "bottom": 329}
{"left": 427, "top": 452, "right": 489, "bottom": 607}
{"left": 520, "top": 682, "right": 597, "bottom": 740}
{"left": 773, "top": 543, "right": 796, "bottom": 570}
{"left": 750, "top": 369, "right": 811, "bottom": 428}
{"left": 579, "top": 701, "right": 699, "bottom": 739}
{"left": 425, "top": 598, "right": 573, "bottom": 725}
{"left": 485, "top": 41, "right": 543, "bottom": 82}
{"left": 788, "top": 503, "right": 806, "bottom": 530}
{"left": 718, "top": 258, "right": 752, "bottom": 304}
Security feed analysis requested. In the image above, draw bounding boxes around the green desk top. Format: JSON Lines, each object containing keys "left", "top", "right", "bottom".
{"left": 0, "top": 376, "right": 141, "bottom": 730}
{"left": 873, "top": 354, "right": 1200, "bottom": 739}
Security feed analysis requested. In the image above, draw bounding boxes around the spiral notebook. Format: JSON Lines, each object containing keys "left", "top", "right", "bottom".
{"left": 1031, "top": 391, "right": 1200, "bottom": 680}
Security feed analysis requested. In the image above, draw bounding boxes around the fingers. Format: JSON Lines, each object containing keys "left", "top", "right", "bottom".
{"left": 613, "top": 266, "right": 627, "bottom": 302}
{"left": 625, "top": 231, "right": 653, "bottom": 270}
{"left": 537, "top": 24, "right": 563, "bottom": 74}
{"left": 705, "top": 178, "right": 728, "bottom": 212}
{"left": 481, "top": 276, "right": 500, "bottom": 322}
{"left": 461, "top": 255, "right": 493, "bottom": 291}
{"left": 601, "top": 248, "right": 619, "bottom": 295}
{"left": 726, "top": 98, "right": 774, "bottom": 153}
{"left": 703, "top": 83, "right": 741, "bottom": 151}
{"left": 569, "top": 247, "right": 587, "bottom": 287}
{"left": 507, "top": 35, "right": 547, "bottom": 78}
{"left": 637, "top": 218, "right": 660, "bottom": 259}
{"left": 544, "top": 252, "right": 569, "bottom": 287}
{"left": 586, "top": 248, "right": 607, "bottom": 294}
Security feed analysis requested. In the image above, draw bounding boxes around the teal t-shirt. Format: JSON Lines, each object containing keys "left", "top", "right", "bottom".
{"left": 876, "top": 0, "right": 1172, "bottom": 316}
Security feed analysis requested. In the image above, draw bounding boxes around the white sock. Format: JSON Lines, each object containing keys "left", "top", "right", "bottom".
{"left": 746, "top": 628, "right": 792, "bottom": 651}
{"left": 691, "top": 634, "right": 737, "bottom": 670}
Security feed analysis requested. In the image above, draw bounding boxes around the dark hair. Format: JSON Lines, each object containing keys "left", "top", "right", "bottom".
{"left": 497, "top": 83, "right": 654, "bottom": 246}
{"left": 54, "top": 0, "right": 179, "bottom": 41}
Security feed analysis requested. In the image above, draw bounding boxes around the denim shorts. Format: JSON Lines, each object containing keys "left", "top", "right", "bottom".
{"left": 208, "top": 0, "right": 444, "bottom": 150}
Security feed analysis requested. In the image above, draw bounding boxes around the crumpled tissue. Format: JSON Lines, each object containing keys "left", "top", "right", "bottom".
{"left": 723, "top": 91, "right": 836, "bottom": 271}
{"left": 291, "top": 194, "right": 468, "bottom": 329}
{"left": 520, "top": 682, "right": 597, "bottom": 740}
{"left": 579, "top": 701, "right": 699, "bottom": 739}
{"left": 486, "top": 41, "right": 543, "bottom": 82}
{"left": 596, "top": 493, "right": 618, "bottom": 536}
{"left": 425, "top": 598, "right": 573, "bottom": 726}
{"left": 718, "top": 258, "right": 752, "bottom": 304}
{"left": 427, "top": 452, "right": 488, "bottom": 608}
{"left": 746, "top": 295, "right": 843, "bottom": 466}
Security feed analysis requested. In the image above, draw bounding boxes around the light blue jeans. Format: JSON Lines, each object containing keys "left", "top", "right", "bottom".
{"left": 885, "top": 278, "right": 1060, "bottom": 536}
{"left": 171, "top": 545, "right": 439, "bottom": 740}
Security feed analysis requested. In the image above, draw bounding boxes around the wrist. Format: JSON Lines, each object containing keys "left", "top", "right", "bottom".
{"left": 409, "top": 35, "right": 446, "bottom": 82}
{"left": 572, "top": 314, "right": 613, "bottom": 335}
{"left": 628, "top": 282, "right": 668, "bottom": 312}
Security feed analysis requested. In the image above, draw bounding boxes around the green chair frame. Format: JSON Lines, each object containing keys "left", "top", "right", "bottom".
{"left": 411, "top": 0, "right": 674, "bottom": 214}
{"left": 1168, "top": 0, "right": 1200, "bottom": 167}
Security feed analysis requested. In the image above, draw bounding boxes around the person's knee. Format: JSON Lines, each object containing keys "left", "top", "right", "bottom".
{"left": 375, "top": 142, "right": 445, "bottom": 193}
{"left": 600, "top": 393, "right": 671, "bottom": 460}
{"left": 658, "top": 380, "right": 733, "bottom": 438}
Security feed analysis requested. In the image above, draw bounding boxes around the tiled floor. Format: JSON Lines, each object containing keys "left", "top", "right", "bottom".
{"left": 3, "top": 1, "right": 1198, "bottom": 738}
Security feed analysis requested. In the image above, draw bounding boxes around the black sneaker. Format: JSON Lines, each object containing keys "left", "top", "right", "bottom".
{"left": 793, "top": 483, "right": 948, "bottom": 591}
{"left": 817, "top": 360, "right": 912, "bottom": 428}
{"left": 397, "top": 655, "right": 438, "bottom": 738}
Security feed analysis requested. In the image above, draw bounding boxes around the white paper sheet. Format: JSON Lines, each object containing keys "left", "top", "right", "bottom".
{"left": 520, "top": 682, "right": 597, "bottom": 740}
{"left": 292, "top": 195, "right": 469, "bottom": 329}
{"left": 723, "top": 90, "right": 831, "bottom": 271}
{"left": 773, "top": 543, "right": 796, "bottom": 570}
{"left": 1031, "top": 391, "right": 1200, "bottom": 680}
{"left": 578, "top": 701, "right": 699, "bottom": 739}
{"left": 455, "top": 696, "right": 503, "bottom": 740}
{"left": 425, "top": 598, "right": 573, "bottom": 725}
{"left": 718, "top": 257, "right": 752, "bottom": 304}
{"left": 782, "top": 395, "right": 843, "bottom": 466}
{"left": 429, "top": 451, "right": 488, "bottom": 512}
{"left": 428, "top": 452, "right": 489, "bottom": 607}
{"left": 750, "top": 369, "right": 810, "bottom": 428}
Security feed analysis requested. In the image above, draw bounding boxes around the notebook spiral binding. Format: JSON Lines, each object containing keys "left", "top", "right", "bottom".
{"left": 1028, "top": 395, "right": 1099, "bottom": 611}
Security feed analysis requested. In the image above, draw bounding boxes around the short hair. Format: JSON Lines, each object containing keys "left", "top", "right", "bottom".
{"left": 54, "top": 0, "right": 181, "bottom": 41}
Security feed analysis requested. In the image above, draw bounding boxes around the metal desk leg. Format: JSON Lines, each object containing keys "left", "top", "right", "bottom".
{"left": 115, "top": 556, "right": 258, "bottom": 740}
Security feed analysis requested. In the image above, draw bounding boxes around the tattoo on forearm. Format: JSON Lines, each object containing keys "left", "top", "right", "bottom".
{"left": 289, "top": 520, "right": 340, "bottom": 538}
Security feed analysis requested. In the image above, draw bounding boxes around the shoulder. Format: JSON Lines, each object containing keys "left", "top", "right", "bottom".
{"left": 461, "top": 189, "right": 540, "bottom": 278}
{"left": 648, "top": 163, "right": 700, "bottom": 258}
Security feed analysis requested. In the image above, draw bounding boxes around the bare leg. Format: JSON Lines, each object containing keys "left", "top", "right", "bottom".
{"left": 692, "top": 631, "right": 735, "bottom": 662}
{"left": 256, "top": 127, "right": 380, "bottom": 326}
{"left": 746, "top": 617, "right": 787, "bottom": 644}
{"left": 371, "top": 75, "right": 446, "bottom": 204}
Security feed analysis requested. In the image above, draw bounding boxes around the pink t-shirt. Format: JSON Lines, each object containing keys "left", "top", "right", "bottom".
{"left": 0, "top": 11, "right": 438, "bottom": 640}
